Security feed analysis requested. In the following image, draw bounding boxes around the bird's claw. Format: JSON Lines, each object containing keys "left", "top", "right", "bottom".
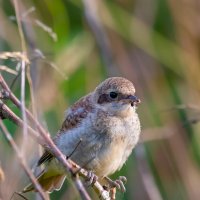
{"left": 104, "top": 176, "right": 127, "bottom": 192}
{"left": 85, "top": 171, "right": 98, "bottom": 186}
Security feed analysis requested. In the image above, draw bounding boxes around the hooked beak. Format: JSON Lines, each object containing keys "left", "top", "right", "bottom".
{"left": 125, "top": 95, "right": 141, "bottom": 106}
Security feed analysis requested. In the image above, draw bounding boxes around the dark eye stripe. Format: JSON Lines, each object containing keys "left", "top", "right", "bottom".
{"left": 97, "top": 94, "right": 111, "bottom": 104}
{"left": 97, "top": 93, "right": 128, "bottom": 104}
{"left": 97, "top": 93, "right": 133, "bottom": 104}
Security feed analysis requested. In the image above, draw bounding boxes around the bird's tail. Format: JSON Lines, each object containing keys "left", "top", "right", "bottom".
{"left": 22, "top": 169, "right": 66, "bottom": 193}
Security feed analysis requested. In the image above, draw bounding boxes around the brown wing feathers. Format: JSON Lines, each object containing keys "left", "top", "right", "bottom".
{"left": 38, "top": 95, "right": 93, "bottom": 166}
{"left": 61, "top": 95, "right": 93, "bottom": 131}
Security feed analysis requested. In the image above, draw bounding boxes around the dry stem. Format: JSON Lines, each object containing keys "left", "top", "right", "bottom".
{"left": 0, "top": 74, "right": 110, "bottom": 200}
{"left": 0, "top": 120, "right": 47, "bottom": 199}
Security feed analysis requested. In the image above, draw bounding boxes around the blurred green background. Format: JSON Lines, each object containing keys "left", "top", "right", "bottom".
{"left": 1, "top": 0, "right": 200, "bottom": 199}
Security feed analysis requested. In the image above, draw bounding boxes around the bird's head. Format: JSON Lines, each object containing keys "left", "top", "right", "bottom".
{"left": 93, "top": 77, "right": 140, "bottom": 117}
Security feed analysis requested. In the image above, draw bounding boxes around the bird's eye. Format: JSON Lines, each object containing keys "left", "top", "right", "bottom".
{"left": 109, "top": 92, "right": 118, "bottom": 99}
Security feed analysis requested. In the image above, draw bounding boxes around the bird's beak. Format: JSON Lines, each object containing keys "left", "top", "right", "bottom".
{"left": 125, "top": 95, "right": 141, "bottom": 106}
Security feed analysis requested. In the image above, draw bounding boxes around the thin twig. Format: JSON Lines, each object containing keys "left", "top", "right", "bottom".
{"left": 34, "top": 20, "right": 57, "bottom": 42}
{"left": 0, "top": 100, "right": 43, "bottom": 144}
{"left": 0, "top": 120, "right": 47, "bottom": 200}
{"left": 10, "top": 72, "right": 21, "bottom": 91}
{"left": 70, "top": 161, "right": 110, "bottom": 200}
{"left": 2, "top": 2, "right": 110, "bottom": 199}
{"left": 29, "top": 49, "right": 68, "bottom": 80}
{"left": 0, "top": 74, "right": 110, "bottom": 200}
{"left": 13, "top": 0, "right": 27, "bottom": 53}
{"left": 0, "top": 66, "right": 18, "bottom": 75}
{"left": 73, "top": 177, "right": 92, "bottom": 200}
{"left": 0, "top": 165, "right": 4, "bottom": 182}
{"left": 161, "top": 104, "right": 200, "bottom": 112}
{"left": 22, "top": 7, "right": 35, "bottom": 18}
{"left": 0, "top": 101, "right": 110, "bottom": 200}
{"left": 12, "top": 192, "right": 29, "bottom": 200}
{"left": 13, "top": 0, "right": 29, "bottom": 153}
{"left": 20, "top": 59, "right": 28, "bottom": 151}
{"left": 0, "top": 52, "right": 29, "bottom": 63}
{"left": 135, "top": 145, "right": 163, "bottom": 200}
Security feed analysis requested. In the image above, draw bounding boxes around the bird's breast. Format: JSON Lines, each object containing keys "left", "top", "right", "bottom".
{"left": 93, "top": 112, "right": 141, "bottom": 177}
{"left": 55, "top": 110, "right": 141, "bottom": 178}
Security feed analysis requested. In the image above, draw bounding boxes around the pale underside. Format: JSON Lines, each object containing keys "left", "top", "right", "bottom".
{"left": 24, "top": 77, "right": 141, "bottom": 193}
{"left": 48, "top": 95, "right": 141, "bottom": 178}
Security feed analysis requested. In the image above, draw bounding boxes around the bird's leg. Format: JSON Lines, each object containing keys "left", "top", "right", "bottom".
{"left": 110, "top": 187, "right": 116, "bottom": 200}
{"left": 85, "top": 170, "right": 98, "bottom": 186}
{"left": 104, "top": 176, "right": 127, "bottom": 193}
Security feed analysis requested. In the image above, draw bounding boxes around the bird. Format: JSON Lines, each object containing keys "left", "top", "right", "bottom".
{"left": 23, "top": 77, "right": 141, "bottom": 193}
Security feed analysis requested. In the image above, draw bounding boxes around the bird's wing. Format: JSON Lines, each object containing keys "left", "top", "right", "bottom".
{"left": 38, "top": 94, "right": 94, "bottom": 166}
{"left": 37, "top": 150, "right": 53, "bottom": 166}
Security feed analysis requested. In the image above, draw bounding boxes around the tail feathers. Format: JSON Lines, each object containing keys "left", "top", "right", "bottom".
{"left": 23, "top": 171, "right": 66, "bottom": 193}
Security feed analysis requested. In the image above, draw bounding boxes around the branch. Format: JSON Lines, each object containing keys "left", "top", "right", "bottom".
{"left": 1, "top": 1, "right": 109, "bottom": 199}
{"left": 0, "top": 100, "right": 43, "bottom": 144}
{"left": 0, "top": 120, "right": 47, "bottom": 200}
{"left": 0, "top": 74, "right": 110, "bottom": 200}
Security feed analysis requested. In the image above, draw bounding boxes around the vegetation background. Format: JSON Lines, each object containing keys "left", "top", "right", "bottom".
{"left": 0, "top": 0, "right": 200, "bottom": 199}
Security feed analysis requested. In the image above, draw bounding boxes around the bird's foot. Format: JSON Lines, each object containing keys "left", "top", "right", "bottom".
{"left": 104, "top": 176, "right": 127, "bottom": 193}
{"left": 85, "top": 170, "right": 98, "bottom": 186}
